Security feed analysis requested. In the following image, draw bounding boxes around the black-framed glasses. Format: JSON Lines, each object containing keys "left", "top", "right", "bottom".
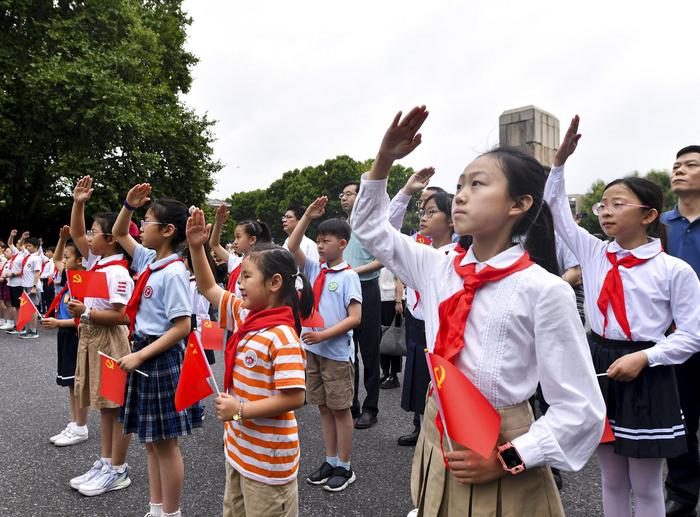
{"left": 418, "top": 209, "right": 441, "bottom": 219}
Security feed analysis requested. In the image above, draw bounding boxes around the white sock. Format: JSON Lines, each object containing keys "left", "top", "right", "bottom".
{"left": 67, "top": 421, "right": 77, "bottom": 429}
{"left": 149, "top": 503, "right": 163, "bottom": 517}
{"left": 326, "top": 455, "right": 338, "bottom": 467}
{"left": 73, "top": 424, "right": 88, "bottom": 434}
{"left": 162, "top": 510, "right": 181, "bottom": 517}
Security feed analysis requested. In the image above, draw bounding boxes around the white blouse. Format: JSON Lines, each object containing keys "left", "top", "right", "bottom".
{"left": 544, "top": 165, "right": 700, "bottom": 367}
{"left": 351, "top": 174, "right": 605, "bottom": 472}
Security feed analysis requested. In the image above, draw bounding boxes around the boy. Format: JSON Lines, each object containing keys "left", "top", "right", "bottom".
{"left": 287, "top": 196, "right": 362, "bottom": 492}
{"left": 40, "top": 246, "right": 56, "bottom": 313}
{"left": 6, "top": 230, "right": 29, "bottom": 335}
{"left": 19, "top": 237, "right": 43, "bottom": 339}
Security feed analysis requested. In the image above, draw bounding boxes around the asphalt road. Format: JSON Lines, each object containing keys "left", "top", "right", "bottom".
{"left": 0, "top": 327, "right": 661, "bottom": 517}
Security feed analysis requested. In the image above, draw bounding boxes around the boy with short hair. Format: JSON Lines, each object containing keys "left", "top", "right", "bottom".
{"left": 19, "top": 237, "right": 42, "bottom": 339}
{"left": 287, "top": 196, "right": 362, "bottom": 493}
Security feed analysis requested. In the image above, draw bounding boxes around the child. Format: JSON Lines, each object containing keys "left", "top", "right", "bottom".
{"left": 351, "top": 106, "right": 606, "bottom": 516}
{"left": 0, "top": 244, "right": 13, "bottom": 329}
{"left": 6, "top": 230, "right": 29, "bottom": 335}
{"left": 287, "top": 197, "right": 363, "bottom": 492}
{"left": 186, "top": 207, "right": 311, "bottom": 517}
{"left": 67, "top": 176, "right": 135, "bottom": 497}
{"left": 210, "top": 203, "right": 272, "bottom": 297}
{"left": 42, "top": 226, "right": 89, "bottom": 446}
{"left": 18, "top": 236, "right": 43, "bottom": 339}
{"left": 40, "top": 246, "right": 56, "bottom": 313}
{"left": 113, "top": 182, "right": 198, "bottom": 517}
{"left": 182, "top": 242, "right": 217, "bottom": 366}
{"left": 545, "top": 116, "right": 700, "bottom": 517}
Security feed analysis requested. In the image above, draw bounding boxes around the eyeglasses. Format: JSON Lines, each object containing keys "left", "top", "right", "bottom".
{"left": 140, "top": 220, "right": 167, "bottom": 229}
{"left": 339, "top": 192, "right": 357, "bottom": 199}
{"left": 418, "top": 209, "right": 441, "bottom": 219}
{"left": 591, "top": 201, "right": 651, "bottom": 216}
{"left": 86, "top": 230, "right": 111, "bottom": 238}
{"left": 281, "top": 215, "right": 296, "bottom": 220}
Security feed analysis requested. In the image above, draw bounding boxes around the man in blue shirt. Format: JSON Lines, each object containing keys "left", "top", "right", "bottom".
{"left": 661, "top": 145, "right": 700, "bottom": 517}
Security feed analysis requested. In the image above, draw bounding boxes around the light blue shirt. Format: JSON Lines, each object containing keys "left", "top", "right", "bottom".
{"left": 131, "top": 244, "right": 191, "bottom": 338}
{"left": 344, "top": 232, "right": 379, "bottom": 281}
{"left": 303, "top": 257, "right": 362, "bottom": 362}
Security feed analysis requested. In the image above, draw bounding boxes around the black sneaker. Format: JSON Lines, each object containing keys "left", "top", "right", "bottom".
{"left": 323, "top": 466, "right": 356, "bottom": 492}
{"left": 306, "top": 461, "right": 335, "bottom": 486}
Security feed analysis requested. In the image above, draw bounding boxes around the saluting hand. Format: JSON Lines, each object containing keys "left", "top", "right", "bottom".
{"left": 304, "top": 197, "right": 328, "bottom": 220}
{"left": 553, "top": 115, "right": 582, "bottom": 167}
{"left": 73, "top": 176, "right": 94, "bottom": 204}
{"left": 186, "top": 208, "right": 212, "bottom": 248}
{"left": 378, "top": 106, "right": 429, "bottom": 161}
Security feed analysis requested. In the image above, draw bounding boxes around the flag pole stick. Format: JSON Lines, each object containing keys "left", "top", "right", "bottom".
{"left": 196, "top": 331, "right": 221, "bottom": 396}
{"left": 98, "top": 351, "right": 149, "bottom": 377}
{"left": 425, "top": 349, "right": 454, "bottom": 452}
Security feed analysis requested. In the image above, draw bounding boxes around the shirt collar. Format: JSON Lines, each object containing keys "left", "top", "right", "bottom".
{"left": 321, "top": 260, "right": 349, "bottom": 271}
{"left": 459, "top": 243, "right": 526, "bottom": 270}
{"left": 97, "top": 253, "right": 124, "bottom": 265}
{"left": 437, "top": 242, "right": 457, "bottom": 254}
{"left": 607, "top": 238, "right": 662, "bottom": 259}
{"left": 664, "top": 205, "right": 683, "bottom": 221}
{"left": 151, "top": 252, "right": 180, "bottom": 269}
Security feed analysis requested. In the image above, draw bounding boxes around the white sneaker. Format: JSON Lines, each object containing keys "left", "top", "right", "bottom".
{"left": 69, "top": 459, "right": 105, "bottom": 489}
{"left": 54, "top": 427, "right": 88, "bottom": 447}
{"left": 0, "top": 321, "right": 11, "bottom": 330}
{"left": 49, "top": 424, "right": 73, "bottom": 444}
{"left": 78, "top": 463, "right": 131, "bottom": 496}
{"left": 406, "top": 510, "right": 419, "bottom": 517}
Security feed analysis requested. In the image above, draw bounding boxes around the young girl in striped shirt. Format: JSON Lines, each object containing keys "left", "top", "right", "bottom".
{"left": 187, "top": 207, "right": 313, "bottom": 517}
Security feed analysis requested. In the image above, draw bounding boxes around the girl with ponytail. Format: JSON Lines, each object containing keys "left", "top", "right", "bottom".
{"left": 350, "top": 106, "right": 605, "bottom": 516}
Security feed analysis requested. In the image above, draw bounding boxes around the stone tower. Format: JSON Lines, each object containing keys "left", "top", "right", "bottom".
{"left": 499, "top": 106, "right": 560, "bottom": 171}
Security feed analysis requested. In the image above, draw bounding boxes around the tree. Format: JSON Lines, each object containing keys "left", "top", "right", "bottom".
{"left": 221, "top": 155, "right": 417, "bottom": 244}
{"left": 0, "top": 0, "right": 221, "bottom": 234}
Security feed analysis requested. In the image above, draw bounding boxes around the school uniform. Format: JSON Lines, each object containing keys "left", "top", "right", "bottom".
{"left": 0, "top": 259, "right": 11, "bottom": 301}
{"left": 53, "top": 285, "right": 79, "bottom": 387}
{"left": 120, "top": 243, "right": 199, "bottom": 443}
{"left": 302, "top": 257, "right": 362, "bottom": 411}
{"left": 227, "top": 253, "right": 243, "bottom": 297}
{"left": 74, "top": 252, "right": 134, "bottom": 410}
{"left": 352, "top": 174, "right": 606, "bottom": 515}
{"left": 189, "top": 275, "right": 215, "bottom": 365}
{"left": 21, "top": 251, "right": 43, "bottom": 306}
{"left": 8, "top": 249, "right": 28, "bottom": 308}
{"left": 283, "top": 235, "right": 320, "bottom": 263}
{"left": 40, "top": 259, "right": 56, "bottom": 312}
{"left": 546, "top": 164, "right": 700, "bottom": 458}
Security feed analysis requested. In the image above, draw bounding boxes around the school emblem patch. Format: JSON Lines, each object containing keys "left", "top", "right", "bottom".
{"left": 327, "top": 281, "right": 338, "bottom": 292}
{"left": 243, "top": 349, "right": 257, "bottom": 368}
{"left": 143, "top": 286, "right": 153, "bottom": 298}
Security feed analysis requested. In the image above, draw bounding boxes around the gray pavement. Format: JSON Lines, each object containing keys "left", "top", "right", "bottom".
{"left": 2, "top": 329, "right": 609, "bottom": 516}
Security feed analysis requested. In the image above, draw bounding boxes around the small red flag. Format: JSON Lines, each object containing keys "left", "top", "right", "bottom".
{"left": 175, "top": 333, "right": 214, "bottom": 412}
{"left": 99, "top": 354, "right": 127, "bottom": 406}
{"left": 67, "top": 270, "right": 109, "bottom": 299}
{"left": 200, "top": 320, "right": 225, "bottom": 351}
{"left": 300, "top": 308, "right": 325, "bottom": 328}
{"left": 601, "top": 417, "right": 615, "bottom": 443}
{"left": 16, "top": 291, "right": 40, "bottom": 331}
{"left": 426, "top": 351, "right": 501, "bottom": 459}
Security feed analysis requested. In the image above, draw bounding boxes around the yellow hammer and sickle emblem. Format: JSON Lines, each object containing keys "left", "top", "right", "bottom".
{"left": 204, "top": 321, "right": 211, "bottom": 328}
{"left": 434, "top": 365, "right": 446, "bottom": 390}
{"left": 20, "top": 298, "right": 26, "bottom": 306}
{"left": 105, "top": 359, "right": 115, "bottom": 370}
{"left": 73, "top": 274, "right": 83, "bottom": 283}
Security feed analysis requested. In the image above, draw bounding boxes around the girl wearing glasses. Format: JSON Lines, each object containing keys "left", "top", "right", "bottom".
{"left": 545, "top": 115, "right": 700, "bottom": 517}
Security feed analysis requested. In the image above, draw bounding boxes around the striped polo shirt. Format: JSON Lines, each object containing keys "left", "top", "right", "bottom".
{"left": 218, "top": 291, "right": 306, "bottom": 485}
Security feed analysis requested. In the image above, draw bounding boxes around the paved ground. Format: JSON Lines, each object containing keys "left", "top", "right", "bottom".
{"left": 0, "top": 328, "right": 645, "bottom": 517}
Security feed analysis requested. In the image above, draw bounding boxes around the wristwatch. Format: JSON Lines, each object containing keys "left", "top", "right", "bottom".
{"left": 80, "top": 307, "right": 91, "bottom": 323}
{"left": 497, "top": 442, "right": 525, "bottom": 475}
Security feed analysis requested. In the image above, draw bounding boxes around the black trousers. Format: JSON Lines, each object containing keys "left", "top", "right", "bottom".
{"left": 380, "top": 300, "right": 402, "bottom": 376}
{"left": 352, "top": 278, "right": 382, "bottom": 417}
{"left": 40, "top": 279, "right": 55, "bottom": 313}
{"left": 666, "top": 353, "right": 700, "bottom": 506}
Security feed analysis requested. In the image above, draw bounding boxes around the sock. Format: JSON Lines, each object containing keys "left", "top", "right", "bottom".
{"left": 149, "top": 503, "right": 163, "bottom": 517}
{"left": 73, "top": 424, "right": 88, "bottom": 434}
{"left": 100, "top": 457, "right": 111, "bottom": 466}
{"left": 112, "top": 463, "right": 127, "bottom": 474}
{"left": 337, "top": 459, "right": 351, "bottom": 471}
{"left": 67, "top": 421, "right": 77, "bottom": 429}
{"left": 326, "top": 456, "right": 338, "bottom": 467}
{"left": 162, "top": 510, "right": 181, "bottom": 517}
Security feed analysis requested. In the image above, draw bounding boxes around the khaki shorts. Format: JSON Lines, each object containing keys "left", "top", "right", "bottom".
{"left": 223, "top": 462, "right": 298, "bottom": 517}
{"left": 305, "top": 351, "right": 354, "bottom": 410}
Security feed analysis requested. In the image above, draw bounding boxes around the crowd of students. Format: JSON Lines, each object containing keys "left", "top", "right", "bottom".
{"left": 1, "top": 106, "right": 700, "bottom": 517}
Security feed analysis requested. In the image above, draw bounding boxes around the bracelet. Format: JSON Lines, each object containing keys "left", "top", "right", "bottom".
{"left": 123, "top": 199, "right": 136, "bottom": 211}
{"left": 233, "top": 400, "right": 244, "bottom": 421}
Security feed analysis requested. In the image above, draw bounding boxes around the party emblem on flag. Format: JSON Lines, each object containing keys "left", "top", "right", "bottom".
{"left": 16, "top": 291, "right": 39, "bottom": 331}
{"left": 200, "top": 319, "right": 225, "bottom": 350}
{"left": 433, "top": 365, "right": 446, "bottom": 390}
{"left": 99, "top": 354, "right": 127, "bottom": 406}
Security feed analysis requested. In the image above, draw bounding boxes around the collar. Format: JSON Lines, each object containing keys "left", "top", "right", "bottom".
{"left": 437, "top": 242, "right": 457, "bottom": 254}
{"left": 460, "top": 243, "right": 526, "bottom": 270}
{"left": 607, "top": 238, "right": 662, "bottom": 259}
{"left": 150, "top": 252, "right": 180, "bottom": 270}
{"left": 663, "top": 206, "right": 683, "bottom": 221}
{"left": 321, "top": 260, "right": 349, "bottom": 271}
{"left": 97, "top": 253, "right": 125, "bottom": 265}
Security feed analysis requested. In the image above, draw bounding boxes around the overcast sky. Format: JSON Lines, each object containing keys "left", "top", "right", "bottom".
{"left": 182, "top": 0, "right": 700, "bottom": 199}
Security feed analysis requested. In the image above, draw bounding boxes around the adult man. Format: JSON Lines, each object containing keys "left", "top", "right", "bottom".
{"left": 281, "top": 206, "right": 319, "bottom": 262}
{"left": 662, "top": 145, "right": 700, "bottom": 517}
{"left": 341, "top": 181, "right": 383, "bottom": 429}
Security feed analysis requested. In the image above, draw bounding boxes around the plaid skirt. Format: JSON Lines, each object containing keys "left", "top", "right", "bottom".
{"left": 120, "top": 335, "right": 203, "bottom": 443}
{"left": 0, "top": 282, "right": 10, "bottom": 301}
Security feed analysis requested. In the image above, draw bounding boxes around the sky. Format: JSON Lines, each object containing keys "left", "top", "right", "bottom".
{"left": 181, "top": 0, "right": 700, "bottom": 199}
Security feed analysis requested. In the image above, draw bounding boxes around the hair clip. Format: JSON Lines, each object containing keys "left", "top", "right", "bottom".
{"left": 293, "top": 270, "right": 304, "bottom": 291}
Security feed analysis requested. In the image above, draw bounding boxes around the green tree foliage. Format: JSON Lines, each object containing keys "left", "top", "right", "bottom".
{"left": 221, "top": 156, "right": 417, "bottom": 243}
{"left": 0, "top": 0, "right": 221, "bottom": 234}
{"left": 575, "top": 170, "right": 675, "bottom": 236}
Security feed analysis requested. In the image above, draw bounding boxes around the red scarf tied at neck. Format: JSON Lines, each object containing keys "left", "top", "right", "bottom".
{"left": 434, "top": 248, "right": 534, "bottom": 362}
{"left": 224, "top": 305, "right": 296, "bottom": 392}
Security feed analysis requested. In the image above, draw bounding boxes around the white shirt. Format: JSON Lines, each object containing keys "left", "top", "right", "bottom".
{"left": 84, "top": 252, "right": 134, "bottom": 310}
{"left": 40, "top": 260, "right": 55, "bottom": 280}
{"left": 189, "top": 276, "right": 211, "bottom": 332}
{"left": 545, "top": 165, "right": 700, "bottom": 367}
{"left": 8, "top": 249, "right": 27, "bottom": 287}
{"left": 21, "top": 252, "right": 42, "bottom": 289}
{"left": 227, "top": 253, "right": 243, "bottom": 297}
{"left": 283, "top": 235, "right": 320, "bottom": 263}
{"left": 379, "top": 267, "right": 398, "bottom": 302}
{"left": 351, "top": 174, "right": 606, "bottom": 472}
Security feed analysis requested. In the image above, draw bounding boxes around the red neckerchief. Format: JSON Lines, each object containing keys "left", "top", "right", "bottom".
{"left": 434, "top": 248, "right": 534, "bottom": 362}
{"left": 90, "top": 258, "right": 129, "bottom": 272}
{"left": 312, "top": 262, "right": 350, "bottom": 313}
{"left": 226, "top": 264, "right": 242, "bottom": 293}
{"left": 44, "top": 284, "right": 69, "bottom": 318}
{"left": 224, "top": 305, "right": 296, "bottom": 392}
{"left": 597, "top": 251, "right": 655, "bottom": 340}
{"left": 125, "top": 258, "right": 182, "bottom": 338}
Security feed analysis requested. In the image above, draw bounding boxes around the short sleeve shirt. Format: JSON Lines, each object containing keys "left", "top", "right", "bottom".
{"left": 345, "top": 232, "right": 379, "bottom": 281}
{"left": 21, "top": 252, "right": 42, "bottom": 288}
{"left": 661, "top": 207, "right": 700, "bottom": 277}
{"left": 83, "top": 252, "right": 135, "bottom": 310}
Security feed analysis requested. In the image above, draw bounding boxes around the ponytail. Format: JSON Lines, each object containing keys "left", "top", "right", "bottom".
{"left": 239, "top": 219, "right": 272, "bottom": 244}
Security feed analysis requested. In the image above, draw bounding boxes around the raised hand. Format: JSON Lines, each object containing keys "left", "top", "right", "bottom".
{"left": 305, "top": 196, "right": 328, "bottom": 220}
{"left": 554, "top": 115, "right": 582, "bottom": 167}
{"left": 378, "top": 106, "right": 429, "bottom": 161}
{"left": 126, "top": 183, "right": 152, "bottom": 209}
{"left": 10, "top": 229, "right": 17, "bottom": 237}
{"left": 59, "top": 225, "right": 71, "bottom": 240}
{"left": 73, "top": 176, "right": 94, "bottom": 204}
{"left": 402, "top": 167, "right": 436, "bottom": 195}
{"left": 21, "top": 231, "right": 30, "bottom": 239}
{"left": 214, "top": 203, "right": 230, "bottom": 225}
{"left": 186, "top": 208, "right": 212, "bottom": 248}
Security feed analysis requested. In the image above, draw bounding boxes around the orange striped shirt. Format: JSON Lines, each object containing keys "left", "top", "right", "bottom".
{"left": 219, "top": 291, "right": 306, "bottom": 485}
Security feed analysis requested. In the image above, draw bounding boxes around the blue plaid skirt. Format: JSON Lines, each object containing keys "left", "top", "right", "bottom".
{"left": 120, "top": 335, "right": 203, "bottom": 443}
